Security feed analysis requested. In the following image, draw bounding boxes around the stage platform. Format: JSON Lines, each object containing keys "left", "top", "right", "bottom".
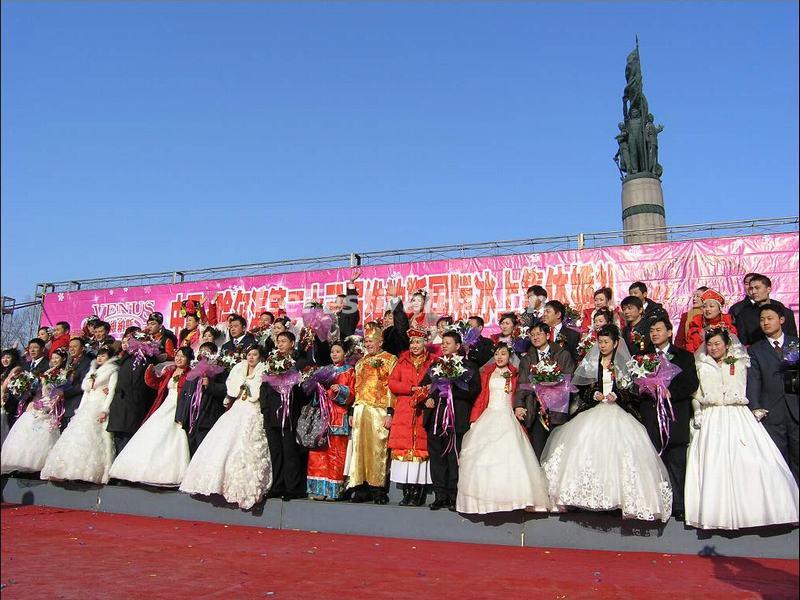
{"left": 2, "top": 475, "right": 796, "bottom": 560}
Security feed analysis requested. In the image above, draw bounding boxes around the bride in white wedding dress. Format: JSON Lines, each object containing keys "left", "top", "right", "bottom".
{"left": 41, "top": 347, "right": 118, "bottom": 484}
{"left": 180, "top": 345, "right": 272, "bottom": 510}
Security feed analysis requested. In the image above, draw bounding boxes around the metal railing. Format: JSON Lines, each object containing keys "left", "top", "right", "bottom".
{"left": 22, "top": 215, "right": 798, "bottom": 301}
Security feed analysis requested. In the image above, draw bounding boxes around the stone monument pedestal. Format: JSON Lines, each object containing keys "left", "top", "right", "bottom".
{"left": 621, "top": 174, "right": 667, "bottom": 244}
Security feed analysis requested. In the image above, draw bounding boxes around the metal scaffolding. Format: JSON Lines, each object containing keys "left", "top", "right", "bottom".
{"left": 18, "top": 215, "right": 799, "bottom": 306}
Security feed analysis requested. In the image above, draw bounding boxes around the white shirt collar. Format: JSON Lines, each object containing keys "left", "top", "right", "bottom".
{"left": 768, "top": 333, "right": 785, "bottom": 348}
{"left": 553, "top": 323, "right": 562, "bottom": 337}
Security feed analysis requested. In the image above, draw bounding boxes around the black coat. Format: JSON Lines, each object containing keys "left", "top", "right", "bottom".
{"left": 106, "top": 352, "right": 156, "bottom": 435}
{"left": 622, "top": 319, "right": 653, "bottom": 356}
{"left": 467, "top": 335, "right": 495, "bottom": 369}
{"left": 24, "top": 357, "right": 49, "bottom": 376}
{"left": 420, "top": 358, "right": 481, "bottom": 435}
{"left": 336, "top": 286, "right": 360, "bottom": 341}
{"left": 736, "top": 300, "right": 798, "bottom": 347}
{"left": 381, "top": 299, "right": 410, "bottom": 358}
{"left": 637, "top": 344, "right": 699, "bottom": 449}
{"left": 221, "top": 333, "right": 257, "bottom": 355}
{"left": 62, "top": 353, "right": 94, "bottom": 428}
{"left": 555, "top": 325, "right": 581, "bottom": 364}
{"left": 747, "top": 335, "right": 799, "bottom": 424}
{"left": 176, "top": 371, "right": 228, "bottom": 455}
{"left": 260, "top": 353, "right": 310, "bottom": 430}
{"left": 643, "top": 300, "right": 668, "bottom": 321}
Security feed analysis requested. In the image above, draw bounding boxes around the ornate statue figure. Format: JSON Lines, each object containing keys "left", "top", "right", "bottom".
{"left": 615, "top": 40, "right": 664, "bottom": 180}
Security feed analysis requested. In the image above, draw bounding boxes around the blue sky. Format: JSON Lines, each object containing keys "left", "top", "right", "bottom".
{"left": 2, "top": 1, "right": 797, "bottom": 300}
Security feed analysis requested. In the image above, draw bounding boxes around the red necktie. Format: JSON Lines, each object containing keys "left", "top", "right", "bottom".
{"left": 548, "top": 329, "right": 555, "bottom": 342}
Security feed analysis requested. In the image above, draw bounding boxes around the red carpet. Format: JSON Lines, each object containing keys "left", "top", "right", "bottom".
{"left": 1, "top": 503, "right": 797, "bottom": 599}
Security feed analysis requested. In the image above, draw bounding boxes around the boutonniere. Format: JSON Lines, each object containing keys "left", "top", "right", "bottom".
{"left": 172, "top": 372, "right": 181, "bottom": 384}
{"left": 501, "top": 369, "right": 513, "bottom": 394}
{"left": 369, "top": 357, "right": 385, "bottom": 369}
{"left": 556, "top": 331, "right": 568, "bottom": 347}
{"left": 631, "top": 331, "right": 645, "bottom": 350}
{"left": 722, "top": 355, "right": 737, "bottom": 376}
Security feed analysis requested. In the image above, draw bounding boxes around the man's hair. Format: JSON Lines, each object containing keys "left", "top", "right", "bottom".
{"left": 28, "top": 338, "right": 46, "bottom": 349}
{"left": 526, "top": 285, "right": 547, "bottom": 297}
{"left": 530, "top": 322, "right": 551, "bottom": 336}
{"left": 750, "top": 274, "right": 772, "bottom": 288}
{"left": 629, "top": 281, "right": 647, "bottom": 294}
{"left": 593, "top": 308, "right": 614, "bottom": 325}
{"left": 758, "top": 304, "right": 784, "bottom": 318}
{"left": 743, "top": 272, "right": 760, "bottom": 283}
{"left": 620, "top": 295, "right": 643, "bottom": 310}
{"left": 277, "top": 330, "right": 296, "bottom": 344}
{"left": 199, "top": 342, "right": 218, "bottom": 354}
{"left": 441, "top": 330, "right": 462, "bottom": 344}
{"left": 468, "top": 315, "right": 484, "bottom": 328}
{"left": 229, "top": 315, "right": 247, "bottom": 328}
{"left": 649, "top": 315, "right": 673, "bottom": 331}
{"left": 260, "top": 311, "right": 275, "bottom": 321}
{"left": 56, "top": 321, "right": 71, "bottom": 331}
{"left": 95, "top": 321, "right": 111, "bottom": 333}
{"left": 437, "top": 316, "right": 454, "bottom": 327}
{"left": 545, "top": 300, "right": 565, "bottom": 321}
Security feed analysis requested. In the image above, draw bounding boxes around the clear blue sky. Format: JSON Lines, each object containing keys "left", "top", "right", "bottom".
{"left": 2, "top": 1, "right": 797, "bottom": 301}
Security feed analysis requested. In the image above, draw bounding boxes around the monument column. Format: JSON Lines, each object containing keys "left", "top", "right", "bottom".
{"left": 614, "top": 40, "right": 667, "bottom": 244}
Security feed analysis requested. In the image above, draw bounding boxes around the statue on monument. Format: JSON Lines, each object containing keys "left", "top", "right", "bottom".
{"left": 615, "top": 40, "right": 664, "bottom": 181}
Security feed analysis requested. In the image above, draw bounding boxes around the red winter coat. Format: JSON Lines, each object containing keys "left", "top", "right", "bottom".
{"left": 387, "top": 350, "right": 435, "bottom": 457}
{"left": 685, "top": 313, "right": 737, "bottom": 353}
{"left": 470, "top": 363, "right": 518, "bottom": 423}
{"left": 49, "top": 333, "right": 71, "bottom": 356}
{"left": 142, "top": 364, "right": 190, "bottom": 421}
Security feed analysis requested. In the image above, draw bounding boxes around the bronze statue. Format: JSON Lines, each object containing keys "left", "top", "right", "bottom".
{"left": 615, "top": 39, "right": 663, "bottom": 181}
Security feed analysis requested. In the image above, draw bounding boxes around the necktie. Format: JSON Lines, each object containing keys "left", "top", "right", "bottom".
{"left": 548, "top": 329, "right": 555, "bottom": 342}
{"left": 774, "top": 340, "right": 783, "bottom": 356}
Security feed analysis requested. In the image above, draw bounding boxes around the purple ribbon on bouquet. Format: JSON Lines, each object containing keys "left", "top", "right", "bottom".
{"left": 14, "top": 386, "right": 36, "bottom": 418}
{"left": 636, "top": 356, "right": 682, "bottom": 453}
{"left": 302, "top": 307, "right": 334, "bottom": 342}
{"left": 185, "top": 360, "right": 224, "bottom": 433}
{"left": 302, "top": 365, "right": 339, "bottom": 444}
{"left": 263, "top": 370, "right": 302, "bottom": 430}
{"left": 32, "top": 384, "right": 67, "bottom": 432}
{"left": 528, "top": 375, "right": 577, "bottom": 415}
{"left": 128, "top": 337, "right": 161, "bottom": 370}
{"left": 431, "top": 371, "right": 471, "bottom": 457}
{"left": 460, "top": 327, "right": 481, "bottom": 353}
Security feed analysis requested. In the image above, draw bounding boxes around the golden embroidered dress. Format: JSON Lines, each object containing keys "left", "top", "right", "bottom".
{"left": 346, "top": 351, "right": 397, "bottom": 489}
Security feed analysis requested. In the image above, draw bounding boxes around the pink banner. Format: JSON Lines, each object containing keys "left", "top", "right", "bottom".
{"left": 41, "top": 233, "right": 799, "bottom": 337}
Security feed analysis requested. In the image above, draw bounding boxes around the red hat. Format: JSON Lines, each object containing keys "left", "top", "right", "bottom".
{"left": 700, "top": 289, "right": 725, "bottom": 306}
{"left": 407, "top": 326, "right": 428, "bottom": 340}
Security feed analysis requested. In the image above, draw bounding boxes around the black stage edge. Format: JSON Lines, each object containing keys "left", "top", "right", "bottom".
{"left": 2, "top": 476, "right": 797, "bottom": 559}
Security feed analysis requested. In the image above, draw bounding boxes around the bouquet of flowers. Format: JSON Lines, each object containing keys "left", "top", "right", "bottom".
{"left": 185, "top": 355, "right": 225, "bottom": 432}
{"left": 781, "top": 339, "right": 799, "bottom": 395}
{"left": 32, "top": 368, "right": 69, "bottom": 431}
{"left": 302, "top": 302, "right": 335, "bottom": 343}
{"left": 576, "top": 332, "right": 596, "bottom": 361}
{"left": 626, "top": 353, "right": 682, "bottom": 451}
{"left": 563, "top": 303, "right": 581, "bottom": 329}
{"left": 526, "top": 360, "right": 576, "bottom": 426}
{"left": 429, "top": 354, "right": 472, "bottom": 454}
{"left": 298, "top": 364, "right": 340, "bottom": 447}
{"left": 127, "top": 331, "right": 162, "bottom": 369}
{"left": 263, "top": 350, "right": 301, "bottom": 428}
{"left": 7, "top": 371, "right": 36, "bottom": 399}
{"left": 219, "top": 349, "right": 246, "bottom": 371}
{"left": 448, "top": 320, "right": 481, "bottom": 352}
{"left": 511, "top": 325, "right": 530, "bottom": 354}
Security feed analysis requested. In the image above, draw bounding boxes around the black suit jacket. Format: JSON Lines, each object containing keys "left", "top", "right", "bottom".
{"left": 737, "top": 300, "right": 798, "bottom": 347}
{"left": 467, "top": 335, "right": 494, "bottom": 368}
{"left": 554, "top": 325, "right": 581, "bottom": 364}
{"left": 63, "top": 353, "right": 94, "bottom": 406}
{"left": 24, "top": 358, "right": 49, "bottom": 376}
{"left": 221, "top": 333, "right": 257, "bottom": 355}
{"left": 747, "top": 335, "right": 799, "bottom": 424}
{"left": 637, "top": 344, "right": 699, "bottom": 449}
{"left": 514, "top": 343, "right": 576, "bottom": 430}
{"left": 622, "top": 319, "right": 653, "bottom": 356}
{"left": 106, "top": 352, "right": 156, "bottom": 435}
{"left": 336, "top": 286, "right": 360, "bottom": 341}
{"left": 260, "top": 352, "right": 310, "bottom": 430}
{"left": 643, "top": 300, "right": 668, "bottom": 321}
{"left": 420, "top": 359, "right": 481, "bottom": 434}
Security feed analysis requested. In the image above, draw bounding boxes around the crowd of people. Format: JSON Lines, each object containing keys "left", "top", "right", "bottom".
{"left": 1, "top": 270, "right": 798, "bottom": 531}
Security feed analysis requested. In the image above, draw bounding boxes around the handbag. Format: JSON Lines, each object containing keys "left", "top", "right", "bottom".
{"left": 296, "top": 403, "right": 328, "bottom": 449}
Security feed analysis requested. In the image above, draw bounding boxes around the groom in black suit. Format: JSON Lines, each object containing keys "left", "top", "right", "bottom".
{"left": 643, "top": 316, "right": 699, "bottom": 519}
{"left": 747, "top": 305, "right": 799, "bottom": 483}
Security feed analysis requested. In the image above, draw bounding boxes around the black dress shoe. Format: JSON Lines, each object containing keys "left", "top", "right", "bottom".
{"left": 429, "top": 498, "right": 447, "bottom": 511}
{"left": 350, "top": 488, "right": 371, "bottom": 503}
{"left": 373, "top": 493, "right": 390, "bottom": 505}
{"left": 413, "top": 486, "right": 426, "bottom": 507}
{"left": 399, "top": 486, "right": 412, "bottom": 506}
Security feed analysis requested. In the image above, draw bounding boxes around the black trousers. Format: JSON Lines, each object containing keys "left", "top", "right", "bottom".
{"left": 113, "top": 432, "right": 132, "bottom": 456}
{"left": 528, "top": 417, "right": 552, "bottom": 461}
{"left": 763, "top": 416, "right": 800, "bottom": 484}
{"left": 60, "top": 396, "right": 81, "bottom": 432}
{"left": 266, "top": 427, "right": 307, "bottom": 495}
{"left": 660, "top": 443, "right": 688, "bottom": 514}
{"left": 426, "top": 431, "right": 464, "bottom": 498}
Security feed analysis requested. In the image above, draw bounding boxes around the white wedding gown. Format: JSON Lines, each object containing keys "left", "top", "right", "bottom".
{"left": 1, "top": 391, "right": 61, "bottom": 474}
{"left": 108, "top": 376, "right": 190, "bottom": 486}
{"left": 685, "top": 353, "right": 799, "bottom": 530}
{"left": 41, "top": 360, "right": 118, "bottom": 484}
{"left": 0, "top": 406, "right": 9, "bottom": 446}
{"left": 541, "top": 369, "right": 673, "bottom": 522}
{"left": 457, "top": 370, "right": 549, "bottom": 514}
{"left": 180, "top": 361, "right": 271, "bottom": 509}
